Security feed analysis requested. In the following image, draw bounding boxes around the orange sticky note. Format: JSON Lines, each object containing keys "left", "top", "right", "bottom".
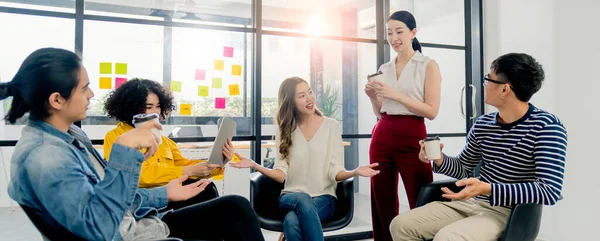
{"left": 214, "top": 59, "right": 224, "bottom": 70}
{"left": 198, "top": 86, "right": 209, "bottom": 97}
{"left": 231, "top": 153, "right": 241, "bottom": 162}
{"left": 229, "top": 84, "right": 240, "bottom": 96}
{"left": 180, "top": 103, "right": 192, "bottom": 116}
{"left": 231, "top": 65, "right": 242, "bottom": 76}
{"left": 100, "top": 77, "right": 112, "bottom": 89}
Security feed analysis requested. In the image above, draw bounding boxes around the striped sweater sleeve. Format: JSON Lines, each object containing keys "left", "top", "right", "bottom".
{"left": 490, "top": 123, "right": 567, "bottom": 206}
{"left": 433, "top": 126, "right": 483, "bottom": 179}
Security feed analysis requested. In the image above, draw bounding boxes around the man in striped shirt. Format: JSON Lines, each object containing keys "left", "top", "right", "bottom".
{"left": 390, "top": 53, "right": 567, "bottom": 241}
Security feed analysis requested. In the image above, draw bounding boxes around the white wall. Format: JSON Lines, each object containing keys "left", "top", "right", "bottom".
{"left": 483, "top": 0, "right": 555, "bottom": 114}
{"left": 552, "top": 1, "right": 600, "bottom": 240}
{"left": 484, "top": 0, "right": 600, "bottom": 240}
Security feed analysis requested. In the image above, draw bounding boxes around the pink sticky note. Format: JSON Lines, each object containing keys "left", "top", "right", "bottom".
{"left": 215, "top": 98, "right": 226, "bottom": 109}
{"left": 195, "top": 69, "right": 206, "bottom": 80}
{"left": 223, "top": 46, "right": 234, "bottom": 58}
{"left": 115, "top": 77, "right": 127, "bottom": 88}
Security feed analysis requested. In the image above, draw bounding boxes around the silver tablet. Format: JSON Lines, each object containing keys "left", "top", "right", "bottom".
{"left": 208, "top": 117, "right": 237, "bottom": 166}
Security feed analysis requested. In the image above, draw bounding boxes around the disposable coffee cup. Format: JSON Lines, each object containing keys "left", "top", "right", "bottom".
{"left": 132, "top": 113, "right": 162, "bottom": 145}
{"left": 423, "top": 136, "right": 441, "bottom": 160}
{"left": 368, "top": 71, "right": 384, "bottom": 82}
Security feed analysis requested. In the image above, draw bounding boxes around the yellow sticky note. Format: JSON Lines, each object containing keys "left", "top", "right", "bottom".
{"left": 99, "top": 62, "right": 112, "bottom": 74}
{"left": 180, "top": 103, "right": 192, "bottom": 116}
{"left": 115, "top": 63, "right": 127, "bottom": 75}
{"left": 214, "top": 59, "right": 224, "bottom": 70}
{"left": 229, "top": 84, "right": 240, "bottom": 96}
{"left": 231, "top": 65, "right": 242, "bottom": 76}
{"left": 231, "top": 154, "right": 241, "bottom": 163}
{"left": 198, "top": 86, "right": 209, "bottom": 97}
{"left": 99, "top": 77, "right": 112, "bottom": 89}
{"left": 212, "top": 78, "right": 222, "bottom": 88}
{"left": 170, "top": 81, "right": 182, "bottom": 92}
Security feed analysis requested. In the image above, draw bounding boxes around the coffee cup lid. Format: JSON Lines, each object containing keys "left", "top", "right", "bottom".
{"left": 132, "top": 113, "right": 159, "bottom": 124}
{"left": 424, "top": 136, "right": 440, "bottom": 142}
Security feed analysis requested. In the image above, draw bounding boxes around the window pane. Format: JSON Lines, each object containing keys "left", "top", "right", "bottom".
{"left": 385, "top": 47, "right": 467, "bottom": 134}
{"left": 0, "top": 0, "right": 74, "bottom": 13}
{"left": 263, "top": 0, "right": 377, "bottom": 39}
{"left": 422, "top": 47, "right": 466, "bottom": 134}
{"left": 170, "top": 28, "right": 253, "bottom": 137}
{"left": 389, "top": 0, "right": 465, "bottom": 46}
{"left": 261, "top": 35, "right": 377, "bottom": 136}
{"left": 84, "top": 0, "right": 251, "bottom": 27}
{"left": 0, "top": 13, "right": 74, "bottom": 140}
{"left": 81, "top": 20, "right": 164, "bottom": 139}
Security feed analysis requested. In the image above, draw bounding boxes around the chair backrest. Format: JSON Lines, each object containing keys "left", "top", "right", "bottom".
{"left": 20, "top": 205, "right": 86, "bottom": 241}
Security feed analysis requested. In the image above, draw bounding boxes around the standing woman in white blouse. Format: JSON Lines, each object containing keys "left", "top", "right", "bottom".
{"left": 232, "top": 77, "right": 379, "bottom": 241}
{"left": 365, "top": 11, "right": 442, "bottom": 241}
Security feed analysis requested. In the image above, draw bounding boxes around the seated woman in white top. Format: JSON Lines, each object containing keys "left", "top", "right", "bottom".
{"left": 231, "top": 77, "right": 379, "bottom": 241}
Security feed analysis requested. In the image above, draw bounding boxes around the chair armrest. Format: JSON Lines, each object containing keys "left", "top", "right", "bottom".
{"left": 322, "top": 178, "right": 354, "bottom": 232}
{"left": 415, "top": 179, "right": 463, "bottom": 207}
{"left": 249, "top": 172, "right": 285, "bottom": 220}
{"left": 334, "top": 178, "right": 354, "bottom": 219}
{"left": 499, "top": 203, "right": 543, "bottom": 241}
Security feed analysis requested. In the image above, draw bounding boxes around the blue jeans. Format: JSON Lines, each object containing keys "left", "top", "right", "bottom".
{"left": 278, "top": 192, "right": 336, "bottom": 241}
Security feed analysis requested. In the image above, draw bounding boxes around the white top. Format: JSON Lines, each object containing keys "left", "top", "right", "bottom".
{"left": 378, "top": 51, "right": 432, "bottom": 115}
{"left": 273, "top": 117, "right": 345, "bottom": 198}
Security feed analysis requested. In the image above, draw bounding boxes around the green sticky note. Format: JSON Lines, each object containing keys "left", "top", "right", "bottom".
{"left": 115, "top": 63, "right": 127, "bottom": 75}
{"left": 100, "top": 62, "right": 112, "bottom": 74}
{"left": 198, "top": 86, "right": 209, "bottom": 97}
{"left": 170, "top": 81, "right": 182, "bottom": 92}
{"left": 212, "top": 78, "right": 222, "bottom": 88}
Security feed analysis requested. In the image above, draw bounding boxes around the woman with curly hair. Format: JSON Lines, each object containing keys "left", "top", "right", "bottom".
{"left": 103, "top": 78, "right": 234, "bottom": 209}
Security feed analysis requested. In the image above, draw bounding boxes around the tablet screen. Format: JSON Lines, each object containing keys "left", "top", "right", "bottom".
{"left": 208, "top": 117, "right": 237, "bottom": 166}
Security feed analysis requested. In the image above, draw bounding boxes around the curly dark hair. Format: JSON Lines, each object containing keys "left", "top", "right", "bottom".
{"left": 103, "top": 78, "right": 176, "bottom": 125}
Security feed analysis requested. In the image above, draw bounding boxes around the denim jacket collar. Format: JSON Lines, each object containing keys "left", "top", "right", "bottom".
{"left": 27, "top": 117, "right": 76, "bottom": 144}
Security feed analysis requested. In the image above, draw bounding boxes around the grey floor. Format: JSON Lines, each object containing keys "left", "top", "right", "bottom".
{"left": 0, "top": 194, "right": 384, "bottom": 241}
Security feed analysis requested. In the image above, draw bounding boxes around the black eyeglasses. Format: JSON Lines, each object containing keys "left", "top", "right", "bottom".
{"left": 484, "top": 74, "right": 509, "bottom": 86}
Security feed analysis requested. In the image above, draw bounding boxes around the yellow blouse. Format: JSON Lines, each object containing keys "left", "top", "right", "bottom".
{"left": 103, "top": 122, "right": 224, "bottom": 188}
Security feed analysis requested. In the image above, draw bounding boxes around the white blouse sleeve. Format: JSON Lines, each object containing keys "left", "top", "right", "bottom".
{"left": 327, "top": 120, "right": 346, "bottom": 182}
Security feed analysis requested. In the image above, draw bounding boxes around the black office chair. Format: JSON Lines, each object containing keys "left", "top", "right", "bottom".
{"left": 416, "top": 179, "right": 543, "bottom": 241}
{"left": 249, "top": 172, "right": 354, "bottom": 233}
{"left": 20, "top": 204, "right": 86, "bottom": 241}
{"left": 20, "top": 199, "right": 224, "bottom": 241}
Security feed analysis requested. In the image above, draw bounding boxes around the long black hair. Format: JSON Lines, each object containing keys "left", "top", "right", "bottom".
{"left": 388, "top": 11, "right": 422, "bottom": 53}
{"left": 0, "top": 48, "right": 82, "bottom": 123}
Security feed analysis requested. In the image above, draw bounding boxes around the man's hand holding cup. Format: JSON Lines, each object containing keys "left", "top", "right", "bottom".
{"left": 419, "top": 136, "right": 444, "bottom": 166}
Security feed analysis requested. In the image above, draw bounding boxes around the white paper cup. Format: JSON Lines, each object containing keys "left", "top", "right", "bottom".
{"left": 424, "top": 138, "right": 441, "bottom": 160}
{"left": 133, "top": 113, "right": 162, "bottom": 145}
